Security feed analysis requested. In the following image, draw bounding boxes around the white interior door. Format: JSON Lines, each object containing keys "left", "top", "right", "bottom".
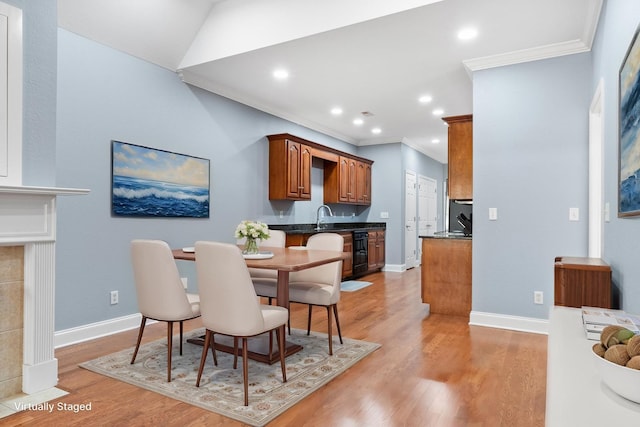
{"left": 419, "top": 175, "right": 437, "bottom": 237}
{"left": 405, "top": 171, "right": 417, "bottom": 269}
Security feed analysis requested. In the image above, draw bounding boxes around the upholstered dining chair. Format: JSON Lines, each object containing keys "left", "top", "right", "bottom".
{"left": 194, "top": 241, "right": 288, "bottom": 406}
{"left": 130, "top": 239, "right": 201, "bottom": 382}
{"left": 245, "top": 229, "right": 286, "bottom": 304}
{"left": 288, "top": 233, "right": 344, "bottom": 355}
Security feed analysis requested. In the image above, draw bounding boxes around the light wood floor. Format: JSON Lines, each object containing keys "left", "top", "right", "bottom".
{"left": 5, "top": 267, "right": 547, "bottom": 426}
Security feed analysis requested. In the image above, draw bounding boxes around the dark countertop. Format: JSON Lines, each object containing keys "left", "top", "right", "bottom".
{"left": 420, "top": 231, "right": 472, "bottom": 240}
{"left": 269, "top": 222, "right": 386, "bottom": 234}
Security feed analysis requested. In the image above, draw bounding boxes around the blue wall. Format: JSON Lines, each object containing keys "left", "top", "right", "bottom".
{"left": 593, "top": 0, "right": 640, "bottom": 312}
{"left": 55, "top": 29, "right": 437, "bottom": 330}
{"left": 473, "top": 53, "right": 591, "bottom": 318}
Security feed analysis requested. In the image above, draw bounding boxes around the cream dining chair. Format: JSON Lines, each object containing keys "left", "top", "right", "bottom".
{"left": 194, "top": 241, "right": 288, "bottom": 406}
{"left": 288, "top": 233, "right": 344, "bottom": 355}
{"left": 245, "top": 229, "right": 286, "bottom": 304}
{"left": 130, "top": 239, "right": 201, "bottom": 382}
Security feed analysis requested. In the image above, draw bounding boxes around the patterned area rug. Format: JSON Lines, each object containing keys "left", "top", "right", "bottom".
{"left": 80, "top": 328, "right": 380, "bottom": 426}
{"left": 340, "top": 280, "right": 373, "bottom": 292}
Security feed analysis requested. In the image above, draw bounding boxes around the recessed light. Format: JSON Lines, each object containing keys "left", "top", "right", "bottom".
{"left": 419, "top": 95, "right": 433, "bottom": 104}
{"left": 273, "top": 68, "right": 289, "bottom": 80}
{"left": 331, "top": 107, "right": 343, "bottom": 116}
{"left": 457, "top": 27, "right": 478, "bottom": 41}
{"left": 353, "top": 118, "right": 364, "bottom": 126}
{"left": 432, "top": 108, "right": 444, "bottom": 116}
{"left": 431, "top": 139, "right": 440, "bottom": 144}
{"left": 371, "top": 127, "right": 382, "bottom": 134}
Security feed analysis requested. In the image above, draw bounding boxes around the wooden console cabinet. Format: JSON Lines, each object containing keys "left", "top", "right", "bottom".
{"left": 421, "top": 238, "right": 472, "bottom": 317}
{"left": 554, "top": 256, "right": 613, "bottom": 308}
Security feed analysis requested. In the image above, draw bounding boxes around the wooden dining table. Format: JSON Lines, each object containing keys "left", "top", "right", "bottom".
{"left": 172, "top": 245, "right": 348, "bottom": 364}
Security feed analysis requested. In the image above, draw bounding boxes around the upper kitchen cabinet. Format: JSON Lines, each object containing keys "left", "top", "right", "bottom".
{"left": 268, "top": 133, "right": 373, "bottom": 205}
{"left": 324, "top": 156, "right": 373, "bottom": 206}
{"left": 443, "top": 114, "right": 473, "bottom": 200}
{"left": 268, "top": 134, "right": 312, "bottom": 200}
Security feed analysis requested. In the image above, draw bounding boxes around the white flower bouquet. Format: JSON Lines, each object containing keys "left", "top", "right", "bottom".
{"left": 234, "top": 220, "right": 271, "bottom": 241}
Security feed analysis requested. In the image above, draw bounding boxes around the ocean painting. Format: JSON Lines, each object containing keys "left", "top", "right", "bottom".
{"left": 111, "top": 141, "right": 210, "bottom": 218}
{"left": 620, "top": 27, "right": 640, "bottom": 217}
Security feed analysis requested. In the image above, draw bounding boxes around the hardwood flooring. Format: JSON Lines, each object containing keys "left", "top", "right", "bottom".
{"left": 4, "top": 267, "right": 547, "bottom": 426}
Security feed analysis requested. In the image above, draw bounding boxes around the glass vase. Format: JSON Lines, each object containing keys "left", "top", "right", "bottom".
{"left": 243, "top": 238, "right": 259, "bottom": 255}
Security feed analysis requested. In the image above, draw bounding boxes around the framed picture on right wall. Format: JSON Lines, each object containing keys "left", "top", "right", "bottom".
{"left": 619, "top": 23, "right": 640, "bottom": 217}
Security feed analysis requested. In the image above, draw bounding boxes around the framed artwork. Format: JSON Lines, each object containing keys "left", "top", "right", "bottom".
{"left": 619, "top": 24, "right": 640, "bottom": 217}
{"left": 111, "top": 140, "right": 210, "bottom": 218}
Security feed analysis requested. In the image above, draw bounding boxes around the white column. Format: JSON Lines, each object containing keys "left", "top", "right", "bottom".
{"left": 22, "top": 241, "right": 58, "bottom": 393}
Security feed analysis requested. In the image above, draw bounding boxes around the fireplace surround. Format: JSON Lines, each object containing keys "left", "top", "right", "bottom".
{"left": 0, "top": 185, "right": 88, "bottom": 395}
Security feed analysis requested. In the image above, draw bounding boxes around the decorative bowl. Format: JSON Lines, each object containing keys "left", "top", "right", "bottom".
{"left": 592, "top": 349, "right": 640, "bottom": 403}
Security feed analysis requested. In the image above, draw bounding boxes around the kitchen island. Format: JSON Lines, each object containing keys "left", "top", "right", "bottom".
{"left": 420, "top": 233, "right": 471, "bottom": 317}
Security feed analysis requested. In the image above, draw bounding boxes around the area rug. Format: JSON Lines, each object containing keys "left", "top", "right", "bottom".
{"left": 340, "top": 280, "right": 373, "bottom": 292}
{"left": 80, "top": 328, "right": 380, "bottom": 426}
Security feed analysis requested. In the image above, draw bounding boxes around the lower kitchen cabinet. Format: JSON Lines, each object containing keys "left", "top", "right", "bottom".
{"left": 367, "top": 230, "right": 385, "bottom": 272}
{"left": 339, "top": 232, "right": 353, "bottom": 278}
{"left": 421, "top": 237, "right": 471, "bottom": 317}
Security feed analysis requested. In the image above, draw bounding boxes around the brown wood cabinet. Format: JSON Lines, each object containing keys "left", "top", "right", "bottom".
{"left": 268, "top": 135, "right": 312, "bottom": 200}
{"left": 443, "top": 115, "right": 473, "bottom": 200}
{"left": 268, "top": 133, "right": 373, "bottom": 206}
{"left": 421, "top": 238, "right": 472, "bottom": 317}
{"left": 340, "top": 232, "right": 353, "bottom": 278}
{"left": 554, "top": 257, "right": 613, "bottom": 308}
{"left": 367, "top": 230, "right": 385, "bottom": 271}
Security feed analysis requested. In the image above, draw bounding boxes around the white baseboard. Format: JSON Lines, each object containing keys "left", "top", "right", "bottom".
{"left": 54, "top": 313, "right": 149, "bottom": 348}
{"left": 382, "top": 263, "right": 405, "bottom": 273}
{"left": 469, "top": 311, "right": 549, "bottom": 335}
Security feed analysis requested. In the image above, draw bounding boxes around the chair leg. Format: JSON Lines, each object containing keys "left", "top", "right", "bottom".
{"left": 196, "top": 329, "right": 212, "bottom": 387}
{"left": 242, "top": 337, "right": 249, "bottom": 406}
{"left": 277, "top": 325, "right": 287, "bottom": 383}
{"left": 179, "top": 321, "right": 184, "bottom": 356}
{"left": 268, "top": 331, "right": 273, "bottom": 359}
{"left": 167, "top": 321, "right": 173, "bottom": 382}
{"left": 233, "top": 337, "right": 239, "bottom": 370}
{"left": 130, "top": 316, "right": 147, "bottom": 364}
{"left": 326, "top": 306, "right": 333, "bottom": 356}
{"left": 307, "top": 305, "right": 313, "bottom": 335}
{"left": 210, "top": 333, "right": 218, "bottom": 366}
{"left": 333, "top": 304, "right": 343, "bottom": 344}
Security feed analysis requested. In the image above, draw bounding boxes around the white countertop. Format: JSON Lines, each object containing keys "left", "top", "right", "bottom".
{"left": 546, "top": 307, "right": 640, "bottom": 426}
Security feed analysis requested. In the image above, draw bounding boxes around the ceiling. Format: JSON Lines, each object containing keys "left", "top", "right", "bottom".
{"left": 57, "top": 0, "right": 602, "bottom": 163}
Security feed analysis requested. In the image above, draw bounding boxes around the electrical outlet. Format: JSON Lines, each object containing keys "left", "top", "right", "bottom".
{"left": 110, "top": 290, "right": 119, "bottom": 305}
{"left": 181, "top": 277, "right": 188, "bottom": 290}
{"left": 534, "top": 291, "right": 543, "bottom": 305}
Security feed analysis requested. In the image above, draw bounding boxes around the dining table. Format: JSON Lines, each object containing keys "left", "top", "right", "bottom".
{"left": 172, "top": 245, "right": 348, "bottom": 364}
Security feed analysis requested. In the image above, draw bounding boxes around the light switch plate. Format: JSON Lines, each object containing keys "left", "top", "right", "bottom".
{"left": 569, "top": 207, "right": 579, "bottom": 221}
{"left": 380, "top": 211, "right": 389, "bottom": 219}
{"left": 489, "top": 208, "right": 498, "bottom": 221}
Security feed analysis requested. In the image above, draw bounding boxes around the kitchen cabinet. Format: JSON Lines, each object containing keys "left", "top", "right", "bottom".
{"left": 268, "top": 135, "right": 312, "bottom": 200}
{"left": 268, "top": 133, "right": 373, "bottom": 206}
{"left": 367, "top": 230, "right": 385, "bottom": 271}
{"left": 324, "top": 157, "right": 372, "bottom": 206}
{"left": 554, "top": 257, "right": 613, "bottom": 308}
{"left": 421, "top": 237, "right": 471, "bottom": 316}
{"left": 339, "top": 232, "right": 353, "bottom": 278}
{"left": 443, "top": 114, "right": 473, "bottom": 200}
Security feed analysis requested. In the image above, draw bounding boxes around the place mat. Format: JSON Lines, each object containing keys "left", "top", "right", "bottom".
{"left": 80, "top": 328, "right": 380, "bottom": 426}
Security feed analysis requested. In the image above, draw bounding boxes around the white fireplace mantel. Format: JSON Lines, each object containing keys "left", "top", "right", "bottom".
{"left": 0, "top": 184, "right": 89, "bottom": 394}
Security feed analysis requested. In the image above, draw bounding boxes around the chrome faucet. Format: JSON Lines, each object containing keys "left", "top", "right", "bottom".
{"left": 316, "top": 204, "right": 334, "bottom": 230}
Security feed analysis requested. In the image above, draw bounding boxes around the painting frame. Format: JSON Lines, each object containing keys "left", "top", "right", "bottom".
{"left": 111, "top": 140, "right": 210, "bottom": 218}
{"left": 619, "top": 23, "right": 640, "bottom": 217}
